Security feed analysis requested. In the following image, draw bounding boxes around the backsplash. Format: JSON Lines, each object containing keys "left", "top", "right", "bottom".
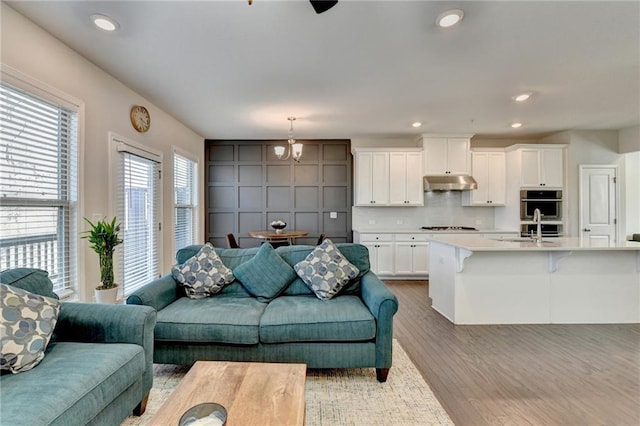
{"left": 352, "top": 191, "right": 497, "bottom": 230}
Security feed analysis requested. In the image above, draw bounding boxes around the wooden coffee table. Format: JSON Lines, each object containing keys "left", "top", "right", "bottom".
{"left": 150, "top": 361, "right": 306, "bottom": 425}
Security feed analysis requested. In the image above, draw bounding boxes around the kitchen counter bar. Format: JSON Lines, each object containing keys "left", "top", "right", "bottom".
{"left": 428, "top": 236, "right": 640, "bottom": 325}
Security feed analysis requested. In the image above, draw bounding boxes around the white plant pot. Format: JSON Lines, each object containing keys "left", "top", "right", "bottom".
{"left": 95, "top": 285, "right": 119, "bottom": 304}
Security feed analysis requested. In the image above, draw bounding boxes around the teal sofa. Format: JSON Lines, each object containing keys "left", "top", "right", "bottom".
{"left": 127, "top": 243, "right": 399, "bottom": 382}
{"left": 0, "top": 269, "right": 157, "bottom": 426}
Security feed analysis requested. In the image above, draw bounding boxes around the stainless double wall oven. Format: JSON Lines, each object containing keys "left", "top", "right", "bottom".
{"left": 520, "top": 190, "right": 563, "bottom": 237}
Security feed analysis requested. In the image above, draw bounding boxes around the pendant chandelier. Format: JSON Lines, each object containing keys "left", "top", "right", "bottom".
{"left": 274, "top": 117, "right": 303, "bottom": 162}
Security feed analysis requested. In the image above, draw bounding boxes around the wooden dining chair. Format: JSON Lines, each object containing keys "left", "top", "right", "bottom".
{"left": 316, "top": 233, "right": 327, "bottom": 245}
{"left": 226, "top": 233, "right": 240, "bottom": 249}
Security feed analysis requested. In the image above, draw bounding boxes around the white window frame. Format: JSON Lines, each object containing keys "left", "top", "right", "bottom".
{"left": 173, "top": 147, "right": 199, "bottom": 254}
{"left": 109, "top": 132, "right": 162, "bottom": 298}
{"left": 0, "top": 65, "right": 84, "bottom": 299}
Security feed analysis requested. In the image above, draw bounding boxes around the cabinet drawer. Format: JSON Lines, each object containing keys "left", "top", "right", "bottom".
{"left": 395, "top": 233, "right": 431, "bottom": 242}
{"left": 358, "top": 234, "right": 393, "bottom": 243}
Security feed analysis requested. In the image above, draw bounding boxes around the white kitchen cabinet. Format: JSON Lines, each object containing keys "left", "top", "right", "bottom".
{"left": 423, "top": 137, "right": 471, "bottom": 175}
{"left": 354, "top": 151, "right": 389, "bottom": 205}
{"left": 462, "top": 151, "right": 506, "bottom": 206}
{"left": 520, "top": 148, "right": 564, "bottom": 188}
{"left": 357, "top": 233, "right": 394, "bottom": 276}
{"left": 353, "top": 148, "right": 423, "bottom": 207}
{"left": 389, "top": 151, "right": 424, "bottom": 206}
{"left": 394, "top": 233, "right": 430, "bottom": 276}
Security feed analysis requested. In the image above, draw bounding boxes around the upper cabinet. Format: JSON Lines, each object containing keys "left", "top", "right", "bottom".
{"left": 389, "top": 151, "right": 424, "bottom": 205}
{"left": 354, "top": 151, "right": 389, "bottom": 205}
{"left": 520, "top": 148, "right": 564, "bottom": 188}
{"left": 422, "top": 136, "right": 471, "bottom": 175}
{"left": 462, "top": 150, "right": 506, "bottom": 206}
{"left": 353, "top": 148, "right": 423, "bottom": 206}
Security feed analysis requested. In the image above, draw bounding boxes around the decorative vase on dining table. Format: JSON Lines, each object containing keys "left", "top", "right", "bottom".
{"left": 271, "top": 220, "right": 287, "bottom": 235}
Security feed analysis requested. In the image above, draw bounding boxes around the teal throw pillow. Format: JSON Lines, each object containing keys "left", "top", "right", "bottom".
{"left": 233, "top": 243, "right": 296, "bottom": 302}
{"left": 172, "top": 243, "right": 235, "bottom": 299}
{"left": 1, "top": 284, "right": 61, "bottom": 374}
{"left": 294, "top": 238, "right": 360, "bottom": 301}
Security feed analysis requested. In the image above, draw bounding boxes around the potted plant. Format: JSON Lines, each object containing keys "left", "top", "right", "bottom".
{"left": 82, "top": 216, "right": 123, "bottom": 304}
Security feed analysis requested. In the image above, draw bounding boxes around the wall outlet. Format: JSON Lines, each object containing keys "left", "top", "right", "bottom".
{"left": 475, "top": 219, "right": 482, "bottom": 225}
{"left": 396, "top": 219, "right": 403, "bottom": 225}
{"left": 92, "top": 213, "right": 104, "bottom": 222}
{"left": 330, "top": 211, "right": 338, "bottom": 219}
{"left": 368, "top": 219, "right": 376, "bottom": 225}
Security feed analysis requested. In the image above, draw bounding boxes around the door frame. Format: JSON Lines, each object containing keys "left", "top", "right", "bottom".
{"left": 578, "top": 164, "right": 619, "bottom": 242}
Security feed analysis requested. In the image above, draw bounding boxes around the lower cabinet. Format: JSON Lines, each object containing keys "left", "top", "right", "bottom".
{"left": 355, "top": 232, "right": 431, "bottom": 279}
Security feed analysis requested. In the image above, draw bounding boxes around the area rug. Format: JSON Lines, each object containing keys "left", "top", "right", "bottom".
{"left": 122, "top": 340, "right": 453, "bottom": 425}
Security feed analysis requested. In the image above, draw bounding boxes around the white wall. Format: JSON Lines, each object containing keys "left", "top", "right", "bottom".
{"left": 619, "top": 125, "right": 640, "bottom": 153}
{"left": 2, "top": 4, "right": 205, "bottom": 301}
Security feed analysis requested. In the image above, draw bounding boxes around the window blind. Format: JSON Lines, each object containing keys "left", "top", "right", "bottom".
{"left": 0, "top": 82, "right": 78, "bottom": 295}
{"left": 115, "top": 149, "right": 161, "bottom": 296}
{"left": 174, "top": 153, "right": 197, "bottom": 251}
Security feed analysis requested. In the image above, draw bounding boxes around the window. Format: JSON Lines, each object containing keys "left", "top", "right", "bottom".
{"left": 0, "top": 81, "right": 78, "bottom": 295}
{"left": 174, "top": 152, "right": 197, "bottom": 251}
{"left": 113, "top": 136, "right": 162, "bottom": 296}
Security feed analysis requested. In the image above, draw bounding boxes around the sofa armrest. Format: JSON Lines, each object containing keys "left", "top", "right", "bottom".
{"left": 360, "top": 271, "right": 399, "bottom": 369}
{"left": 126, "top": 273, "right": 180, "bottom": 311}
{"left": 55, "top": 302, "right": 157, "bottom": 396}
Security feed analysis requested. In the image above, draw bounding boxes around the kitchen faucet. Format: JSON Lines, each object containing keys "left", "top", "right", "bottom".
{"left": 532, "top": 208, "right": 543, "bottom": 242}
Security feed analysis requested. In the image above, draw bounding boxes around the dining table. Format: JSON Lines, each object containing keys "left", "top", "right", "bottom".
{"left": 248, "top": 230, "right": 309, "bottom": 246}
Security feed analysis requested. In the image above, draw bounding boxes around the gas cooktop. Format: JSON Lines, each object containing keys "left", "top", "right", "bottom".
{"left": 421, "top": 226, "right": 479, "bottom": 231}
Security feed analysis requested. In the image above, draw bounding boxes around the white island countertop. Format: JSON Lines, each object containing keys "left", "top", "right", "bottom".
{"left": 428, "top": 235, "right": 640, "bottom": 251}
{"left": 353, "top": 229, "right": 518, "bottom": 235}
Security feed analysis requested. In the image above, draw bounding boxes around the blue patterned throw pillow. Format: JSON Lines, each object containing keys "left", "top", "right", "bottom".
{"left": 233, "top": 243, "right": 296, "bottom": 302}
{"left": 172, "top": 243, "right": 235, "bottom": 299}
{"left": 1, "top": 284, "right": 61, "bottom": 373}
{"left": 294, "top": 238, "right": 360, "bottom": 301}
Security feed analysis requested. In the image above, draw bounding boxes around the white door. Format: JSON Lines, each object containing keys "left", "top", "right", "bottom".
{"left": 579, "top": 166, "right": 617, "bottom": 243}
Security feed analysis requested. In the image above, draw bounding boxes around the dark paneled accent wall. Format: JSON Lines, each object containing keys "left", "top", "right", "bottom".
{"left": 205, "top": 140, "right": 352, "bottom": 248}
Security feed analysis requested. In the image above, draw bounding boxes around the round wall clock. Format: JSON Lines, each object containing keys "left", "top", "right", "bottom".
{"left": 130, "top": 105, "right": 150, "bottom": 133}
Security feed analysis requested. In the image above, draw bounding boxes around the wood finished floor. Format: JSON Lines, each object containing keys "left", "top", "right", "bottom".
{"left": 386, "top": 280, "right": 640, "bottom": 426}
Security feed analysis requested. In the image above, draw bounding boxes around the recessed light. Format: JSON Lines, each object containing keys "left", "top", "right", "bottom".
{"left": 511, "top": 122, "right": 523, "bottom": 129}
{"left": 91, "top": 14, "right": 119, "bottom": 32}
{"left": 412, "top": 122, "right": 422, "bottom": 128}
{"left": 437, "top": 9, "right": 464, "bottom": 28}
{"left": 514, "top": 93, "right": 532, "bottom": 102}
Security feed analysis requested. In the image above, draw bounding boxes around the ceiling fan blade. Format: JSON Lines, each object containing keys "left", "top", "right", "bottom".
{"left": 310, "top": 0, "right": 338, "bottom": 14}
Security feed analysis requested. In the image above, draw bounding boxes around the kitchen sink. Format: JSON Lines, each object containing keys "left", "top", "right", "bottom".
{"left": 491, "top": 237, "right": 560, "bottom": 245}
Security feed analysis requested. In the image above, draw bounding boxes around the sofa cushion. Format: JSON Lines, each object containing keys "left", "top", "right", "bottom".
{"left": 171, "top": 243, "right": 234, "bottom": 299}
{"left": 0, "top": 341, "right": 144, "bottom": 425}
{"left": 155, "top": 296, "right": 268, "bottom": 344}
{"left": 1, "top": 284, "right": 61, "bottom": 373}
{"left": 294, "top": 239, "right": 360, "bottom": 301}
{"left": 259, "top": 295, "right": 376, "bottom": 343}
{"left": 0, "top": 268, "right": 59, "bottom": 299}
{"left": 277, "top": 244, "right": 370, "bottom": 296}
{"left": 233, "top": 243, "right": 296, "bottom": 302}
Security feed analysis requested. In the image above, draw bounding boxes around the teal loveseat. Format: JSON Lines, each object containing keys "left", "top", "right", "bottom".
{"left": 127, "top": 243, "right": 399, "bottom": 381}
{"left": 0, "top": 269, "right": 157, "bottom": 426}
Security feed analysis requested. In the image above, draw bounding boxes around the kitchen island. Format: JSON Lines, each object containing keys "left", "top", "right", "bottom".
{"left": 428, "top": 236, "right": 640, "bottom": 324}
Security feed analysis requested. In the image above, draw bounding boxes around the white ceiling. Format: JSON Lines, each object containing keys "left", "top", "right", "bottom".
{"left": 7, "top": 0, "right": 640, "bottom": 141}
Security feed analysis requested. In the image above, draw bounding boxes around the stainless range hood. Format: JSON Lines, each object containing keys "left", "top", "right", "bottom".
{"left": 423, "top": 175, "right": 478, "bottom": 191}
